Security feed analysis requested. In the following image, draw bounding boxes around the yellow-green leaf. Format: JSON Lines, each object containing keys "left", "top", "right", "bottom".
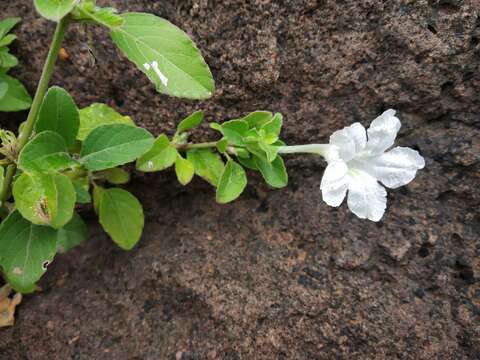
{"left": 99, "top": 188, "right": 144, "bottom": 250}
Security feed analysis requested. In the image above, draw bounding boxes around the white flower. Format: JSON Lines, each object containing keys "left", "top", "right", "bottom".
{"left": 320, "top": 109, "right": 425, "bottom": 221}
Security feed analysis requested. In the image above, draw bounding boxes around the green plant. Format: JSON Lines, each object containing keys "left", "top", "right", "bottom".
{"left": 0, "top": 0, "right": 425, "bottom": 298}
{"left": 0, "top": 17, "right": 32, "bottom": 112}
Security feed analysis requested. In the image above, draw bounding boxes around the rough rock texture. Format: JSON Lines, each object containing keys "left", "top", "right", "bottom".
{"left": 1, "top": 0, "right": 480, "bottom": 359}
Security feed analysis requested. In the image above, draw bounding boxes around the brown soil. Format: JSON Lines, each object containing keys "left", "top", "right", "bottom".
{"left": 1, "top": 1, "right": 479, "bottom": 359}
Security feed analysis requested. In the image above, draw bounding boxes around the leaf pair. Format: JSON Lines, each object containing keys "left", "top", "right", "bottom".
{"left": 31, "top": 87, "right": 154, "bottom": 173}
{"left": 12, "top": 87, "right": 80, "bottom": 229}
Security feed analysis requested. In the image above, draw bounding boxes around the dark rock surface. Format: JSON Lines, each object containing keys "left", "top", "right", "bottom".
{"left": 1, "top": 0, "right": 479, "bottom": 359}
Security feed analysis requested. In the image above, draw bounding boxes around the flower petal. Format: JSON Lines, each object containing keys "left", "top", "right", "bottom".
{"left": 347, "top": 171, "right": 387, "bottom": 222}
{"left": 320, "top": 161, "right": 348, "bottom": 207}
{"left": 365, "top": 109, "right": 401, "bottom": 155}
{"left": 329, "top": 122, "right": 367, "bottom": 161}
{"left": 361, "top": 147, "right": 425, "bottom": 189}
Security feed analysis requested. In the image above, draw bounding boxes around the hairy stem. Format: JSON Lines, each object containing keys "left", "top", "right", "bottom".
{"left": 175, "top": 141, "right": 242, "bottom": 156}
{"left": 0, "top": 17, "right": 70, "bottom": 206}
{"left": 175, "top": 141, "right": 219, "bottom": 150}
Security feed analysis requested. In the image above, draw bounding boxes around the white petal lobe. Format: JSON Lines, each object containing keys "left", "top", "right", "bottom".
{"left": 364, "top": 147, "right": 425, "bottom": 188}
{"left": 320, "top": 161, "right": 349, "bottom": 207}
{"left": 346, "top": 171, "right": 387, "bottom": 222}
{"left": 366, "top": 109, "right": 401, "bottom": 155}
{"left": 329, "top": 122, "right": 367, "bottom": 161}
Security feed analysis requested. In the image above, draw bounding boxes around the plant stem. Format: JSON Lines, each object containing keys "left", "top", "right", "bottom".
{"left": 0, "top": 17, "right": 70, "bottom": 206}
{"left": 175, "top": 141, "right": 219, "bottom": 151}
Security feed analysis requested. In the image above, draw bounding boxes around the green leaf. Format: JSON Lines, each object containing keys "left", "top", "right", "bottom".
{"left": 78, "top": 103, "right": 134, "bottom": 141}
{"left": 176, "top": 111, "right": 204, "bottom": 134}
{"left": 92, "top": 185, "right": 104, "bottom": 213}
{"left": 174, "top": 154, "right": 194, "bottom": 186}
{"left": 80, "top": 124, "right": 154, "bottom": 171}
{"left": 99, "top": 188, "right": 144, "bottom": 250}
{"left": 0, "top": 74, "right": 31, "bottom": 112}
{"left": 35, "top": 86, "right": 80, "bottom": 147}
{"left": 216, "top": 138, "right": 228, "bottom": 153}
{"left": 255, "top": 155, "right": 288, "bottom": 188}
{"left": 216, "top": 159, "right": 247, "bottom": 204}
{"left": 259, "top": 142, "right": 279, "bottom": 162}
{"left": 98, "top": 167, "right": 130, "bottom": 185}
{"left": 237, "top": 155, "right": 258, "bottom": 170}
{"left": 57, "top": 212, "right": 88, "bottom": 253}
{"left": 79, "top": 6, "right": 124, "bottom": 27}
{"left": 73, "top": 179, "right": 91, "bottom": 204}
{"left": 242, "top": 111, "right": 273, "bottom": 129}
{"left": 0, "top": 34, "right": 17, "bottom": 47}
{"left": 261, "top": 113, "right": 283, "bottom": 144}
{"left": 0, "top": 166, "right": 4, "bottom": 193}
{"left": 0, "top": 17, "right": 21, "bottom": 40}
{"left": 0, "top": 81, "right": 6, "bottom": 100}
{"left": 186, "top": 149, "right": 224, "bottom": 187}
{"left": 13, "top": 172, "right": 76, "bottom": 229}
{"left": 18, "top": 131, "right": 77, "bottom": 172}
{"left": 0, "top": 48, "right": 19, "bottom": 71}
{"left": 215, "top": 119, "right": 249, "bottom": 146}
{"left": 0, "top": 211, "right": 59, "bottom": 293}
{"left": 34, "top": 0, "right": 78, "bottom": 21}
{"left": 110, "top": 13, "right": 215, "bottom": 100}
{"left": 245, "top": 140, "right": 279, "bottom": 163}
{"left": 136, "top": 134, "right": 178, "bottom": 172}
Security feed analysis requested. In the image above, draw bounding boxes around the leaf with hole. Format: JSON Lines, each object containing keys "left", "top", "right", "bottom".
{"left": 0, "top": 211, "right": 59, "bottom": 293}
{"left": 110, "top": 13, "right": 215, "bottom": 100}
{"left": 99, "top": 188, "right": 144, "bottom": 250}
{"left": 80, "top": 124, "right": 154, "bottom": 171}
{"left": 35, "top": 86, "right": 80, "bottom": 147}
{"left": 13, "top": 172, "right": 76, "bottom": 229}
